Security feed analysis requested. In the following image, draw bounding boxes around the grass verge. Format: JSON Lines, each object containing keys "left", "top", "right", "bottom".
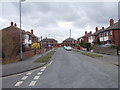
{"left": 81, "top": 52, "right": 103, "bottom": 58}
{"left": 34, "top": 51, "right": 56, "bottom": 63}
{"left": 72, "top": 49, "right": 80, "bottom": 52}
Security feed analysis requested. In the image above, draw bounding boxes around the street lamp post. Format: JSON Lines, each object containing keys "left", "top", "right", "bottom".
{"left": 19, "top": 0, "right": 25, "bottom": 61}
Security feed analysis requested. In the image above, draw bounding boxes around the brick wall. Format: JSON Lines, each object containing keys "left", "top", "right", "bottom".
{"left": 93, "top": 47, "right": 117, "bottom": 55}
{"left": 23, "top": 50, "right": 35, "bottom": 59}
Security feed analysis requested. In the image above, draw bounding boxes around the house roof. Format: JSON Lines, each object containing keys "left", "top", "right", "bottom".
{"left": 92, "top": 21, "right": 120, "bottom": 36}
{"left": 41, "top": 38, "right": 58, "bottom": 42}
{"left": 1, "top": 25, "right": 27, "bottom": 34}
{"left": 78, "top": 32, "right": 92, "bottom": 39}
{"left": 63, "top": 38, "right": 76, "bottom": 42}
{"left": 105, "top": 22, "right": 120, "bottom": 31}
{"left": 1, "top": 25, "right": 38, "bottom": 38}
{"left": 25, "top": 31, "right": 37, "bottom": 38}
{"left": 92, "top": 29, "right": 104, "bottom": 36}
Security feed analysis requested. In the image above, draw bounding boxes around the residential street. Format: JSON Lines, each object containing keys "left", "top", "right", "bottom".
{"left": 2, "top": 48, "right": 118, "bottom": 88}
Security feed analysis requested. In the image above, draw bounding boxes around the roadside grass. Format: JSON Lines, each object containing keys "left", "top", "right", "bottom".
{"left": 72, "top": 49, "right": 80, "bottom": 52}
{"left": 34, "top": 51, "right": 56, "bottom": 63}
{"left": 81, "top": 52, "right": 103, "bottom": 58}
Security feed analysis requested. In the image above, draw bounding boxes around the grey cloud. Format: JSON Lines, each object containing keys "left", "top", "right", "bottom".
{"left": 1, "top": 2, "right": 118, "bottom": 42}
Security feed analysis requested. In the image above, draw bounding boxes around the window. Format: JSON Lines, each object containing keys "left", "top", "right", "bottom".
{"left": 110, "top": 30, "right": 112, "bottom": 35}
{"left": 104, "top": 32, "right": 107, "bottom": 36}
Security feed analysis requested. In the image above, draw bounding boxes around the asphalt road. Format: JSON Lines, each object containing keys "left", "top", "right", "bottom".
{"left": 2, "top": 48, "right": 118, "bottom": 88}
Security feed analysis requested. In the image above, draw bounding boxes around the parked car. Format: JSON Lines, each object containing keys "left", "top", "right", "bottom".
{"left": 105, "top": 44, "right": 114, "bottom": 47}
{"left": 99, "top": 44, "right": 113, "bottom": 48}
{"left": 65, "top": 46, "right": 72, "bottom": 51}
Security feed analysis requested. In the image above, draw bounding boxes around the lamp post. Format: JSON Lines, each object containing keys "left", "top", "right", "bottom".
{"left": 19, "top": 0, "right": 25, "bottom": 61}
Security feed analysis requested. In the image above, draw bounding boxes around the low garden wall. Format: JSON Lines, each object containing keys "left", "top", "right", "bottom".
{"left": 93, "top": 47, "right": 117, "bottom": 55}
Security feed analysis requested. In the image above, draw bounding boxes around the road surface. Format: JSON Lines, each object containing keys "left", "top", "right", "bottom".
{"left": 2, "top": 48, "right": 118, "bottom": 88}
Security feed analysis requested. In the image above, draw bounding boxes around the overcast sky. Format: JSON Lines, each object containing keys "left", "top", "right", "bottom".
{"left": 0, "top": 1, "right": 118, "bottom": 43}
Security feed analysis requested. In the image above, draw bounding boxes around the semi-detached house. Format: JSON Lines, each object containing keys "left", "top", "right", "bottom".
{"left": 87, "top": 19, "right": 120, "bottom": 47}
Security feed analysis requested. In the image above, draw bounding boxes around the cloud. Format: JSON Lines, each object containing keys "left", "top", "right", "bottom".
{"left": 0, "top": 2, "right": 118, "bottom": 42}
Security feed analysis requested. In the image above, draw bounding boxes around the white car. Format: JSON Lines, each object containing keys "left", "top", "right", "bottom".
{"left": 65, "top": 46, "right": 72, "bottom": 51}
{"left": 64, "top": 46, "right": 67, "bottom": 49}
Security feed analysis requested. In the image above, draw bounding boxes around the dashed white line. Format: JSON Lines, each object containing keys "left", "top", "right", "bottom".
{"left": 26, "top": 72, "right": 32, "bottom": 75}
{"left": 29, "top": 81, "right": 37, "bottom": 86}
{"left": 42, "top": 66, "right": 46, "bottom": 69}
{"left": 34, "top": 76, "right": 40, "bottom": 80}
{"left": 15, "top": 81, "right": 23, "bottom": 86}
{"left": 37, "top": 72, "right": 42, "bottom": 75}
{"left": 40, "top": 68, "right": 45, "bottom": 72}
{"left": 21, "top": 76, "right": 28, "bottom": 80}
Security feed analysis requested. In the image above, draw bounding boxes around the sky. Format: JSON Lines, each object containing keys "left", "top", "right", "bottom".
{"left": 0, "top": 0, "right": 119, "bottom": 43}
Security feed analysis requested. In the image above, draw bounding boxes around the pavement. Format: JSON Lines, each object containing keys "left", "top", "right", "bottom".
{"left": 76, "top": 49, "right": 119, "bottom": 66}
{"left": 1, "top": 48, "right": 55, "bottom": 77}
{"left": 2, "top": 48, "right": 118, "bottom": 88}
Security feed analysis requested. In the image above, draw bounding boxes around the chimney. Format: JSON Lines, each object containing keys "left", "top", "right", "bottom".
{"left": 14, "top": 23, "right": 17, "bottom": 27}
{"left": 85, "top": 31, "right": 87, "bottom": 34}
{"left": 31, "top": 29, "right": 33, "bottom": 34}
{"left": 118, "top": 19, "right": 120, "bottom": 23}
{"left": 110, "top": 19, "right": 114, "bottom": 26}
{"left": 95, "top": 27, "right": 98, "bottom": 32}
{"left": 46, "top": 37, "right": 47, "bottom": 40}
{"left": 102, "top": 27, "right": 104, "bottom": 30}
{"left": 10, "top": 22, "right": 14, "bottom": 26}
{"left": 90, "top": 31, "right": 92, "bottom": 34}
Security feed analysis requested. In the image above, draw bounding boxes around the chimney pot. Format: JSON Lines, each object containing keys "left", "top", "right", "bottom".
{"left": 46, "top": 37, "right": 47, "bottom": 40}
{"left": 102, "top": 27, "right": 104, "bottom": 30}
{"left": 110, "top": 19, "right": 114, "bottom": 26}
{"left": 85, "top": 31, "right": 87, "bottom": 34}
{"left": 90, "top": 31, "right": 92, "bottom": 34}
{"left": 96, "top": 27, "right": 98, "bottom": 32}
{"left": 118, "top": 19, "right": 120, "bottom": 23}
{"left": 10, "top": 22, "right": 14, "bottom": 26}
{"left": 14, "top": 23, "right": 17, "bottom": 27}
{"left": 31, "top": 29, "right": 33, "bottom": 34}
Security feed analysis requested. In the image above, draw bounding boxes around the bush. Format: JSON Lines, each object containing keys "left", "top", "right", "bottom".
{"left": 31, "top": 43, "right": 40, "bottom": 49}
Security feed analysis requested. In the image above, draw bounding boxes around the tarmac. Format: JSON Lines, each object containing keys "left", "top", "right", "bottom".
{"left": 0, "top": 48, "right": 119, "bottom": 77}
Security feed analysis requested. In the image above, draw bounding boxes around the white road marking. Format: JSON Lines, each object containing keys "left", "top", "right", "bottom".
{"left": 21, "top": 76, "right": 28, "bottom": 80}
{"left": 40, "top": 68, "right": 45, "bottom": 72}
{"left": 15, "top": 81, "right": 23, "bottom": 86}
{"left": 42, "top": 66, "right": 46, "bottom": 69}
{"left": 1, "top": 61, "right": 53, "bottom": 79}
{"left": 29, "top": 81, "right": 37, "bottom": 86}
{"left": 34, "top": 76, "right": 40, "bottom": 80}
{"left": 26, "top": 72, "right": 32, "bottom": 75}
{"left": 37, "top": 72, "right": 42, "bottom": 75}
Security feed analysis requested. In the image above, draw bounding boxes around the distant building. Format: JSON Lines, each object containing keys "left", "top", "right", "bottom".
{"left": 78, "top": 31, "right": 92, "bottom": 44}
{"left": 62, "top": 37, "right": 76, "bottom": 47}
{"left": 24, "top": 29, "right": 39, "bottom": 47}
{"left": 41, "top": 37, "right": 58, "bottom": 48}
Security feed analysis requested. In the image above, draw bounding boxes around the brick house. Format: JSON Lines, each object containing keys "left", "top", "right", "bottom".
{"left": 0, "top": 22, "right": 39, "bottom": 60}
{"left": 90, "top": 19, "right": 120, "bottom": 47}
{"left": 24, "top": 29, "right": 40, "bottom": 47}
{"left": 78, "top": 31, "right": 92, "bottom": 44}
{"left": 98, "top": 19, "right": 120, "bottom": 47}
{"left": 88, "top": 27, "right": 104, "bottom": 45}
{"left": 62, "top": 37, "right": 76, "bottom": 47}
{"left": 41, "top": 37, "right": 58, "bottom": 48}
